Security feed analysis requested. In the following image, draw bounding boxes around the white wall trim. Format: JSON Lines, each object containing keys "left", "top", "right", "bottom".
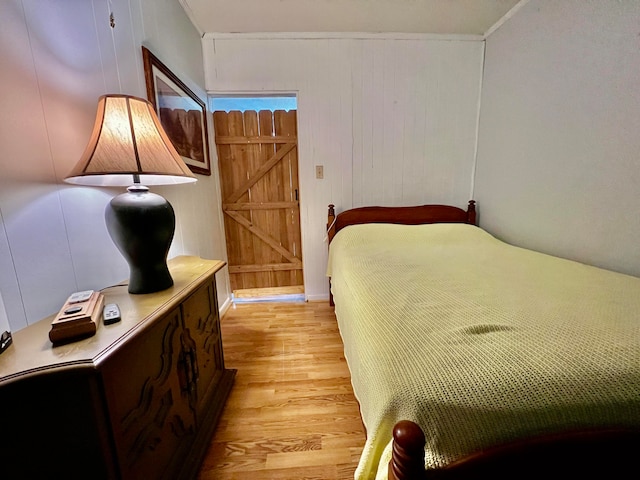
{"left": 204, "top": 32, "right": 484, "bottom": 42}
{"left": 484, "top": 0, "right": 530, "bottom": 39}
{"left": 219, "top": 296, "right": 232, "bottom": 317}
{"left": 306, "top": 293, "right": 330, "bottom": 302}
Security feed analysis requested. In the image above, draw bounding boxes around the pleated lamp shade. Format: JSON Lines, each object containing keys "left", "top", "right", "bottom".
{"left": 65, "top": 94, "right": 196, "bottom": 186}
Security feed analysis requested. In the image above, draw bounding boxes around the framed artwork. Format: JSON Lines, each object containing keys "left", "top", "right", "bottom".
{"left": 142, "top": 46, "right": 211, "bottom": 176}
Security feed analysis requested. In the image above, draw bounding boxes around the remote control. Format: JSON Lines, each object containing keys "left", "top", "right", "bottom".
{"left": 68, "top": 290, "right": 94, "bottom": 304}
{"left": 103, "top": 303, "right": 121, "bottom": 325}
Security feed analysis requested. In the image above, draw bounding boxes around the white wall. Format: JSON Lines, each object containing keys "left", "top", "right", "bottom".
{"left": 203, "top": 34, "right": 484, "bottom": 299}
{"left": 0, "top": 0, "right": 229, "bottom": 332}
{"left": 474, "top": 0, "right": 640, "bottom": 277}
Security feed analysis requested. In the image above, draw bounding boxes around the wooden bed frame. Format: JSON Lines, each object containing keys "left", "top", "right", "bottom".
{"left": 326, "top": 201, "right": 477, "bottom": 244}
{"left": 326, "top": 201, "right": 640, "bottom": 480}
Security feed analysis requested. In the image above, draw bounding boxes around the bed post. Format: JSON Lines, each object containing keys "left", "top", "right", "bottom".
{"left": 327, "top": 204, "right": 336, "bottom": 306}
{"left": 388, "top": 420, "right": 427, "bottom": 480}
{"left": 327, "top": 204, "right": 336, "bottom": 242}
{"left": 467, "top": 200, "right": 477, "bottom": 225}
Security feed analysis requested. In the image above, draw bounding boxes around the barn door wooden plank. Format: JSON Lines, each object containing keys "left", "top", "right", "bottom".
{"left": 215, "top": 110, "right": 256, "bottom": 289}
{"left": 257, "top": 110, "right": 279, "bottom": 287}
{"left": 215, "top": 135, "right": 294, "bottom": 144}
{"left": 213, "top": 111, "right": 242, "bottom": 289}
{"left": 232, "top": 110, "right": 258, "bottom": 290}
{"left": 274, "top": 110, "right": 301, "bottom": 287}
{"left": 224, "top": 202, "right": 298, "bottom": 211}
{"left": 229, "top": 262, "right": 302, "bottom": 274}
{"left": 241, "top": 110, "right": 270, "bottom": 288}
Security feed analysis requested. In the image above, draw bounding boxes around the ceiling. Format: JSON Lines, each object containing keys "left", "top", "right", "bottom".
{"left": 178, "top": 0, "right": 524, "bottom": 37}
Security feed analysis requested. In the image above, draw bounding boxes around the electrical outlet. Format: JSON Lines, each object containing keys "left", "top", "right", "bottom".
{"left": 315, "top": 165, "right": 324, "bottom": 179}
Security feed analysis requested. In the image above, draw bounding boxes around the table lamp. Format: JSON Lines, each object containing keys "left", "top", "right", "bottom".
{"left": 65, "top": 94, "right": 197, "bottom": 294}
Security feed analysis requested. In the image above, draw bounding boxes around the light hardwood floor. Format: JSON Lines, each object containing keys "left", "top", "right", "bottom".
{"left": 197, "top": 301, "right": 366, "bottom": 480}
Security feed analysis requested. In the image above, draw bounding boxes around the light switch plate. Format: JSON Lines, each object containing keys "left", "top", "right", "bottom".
{"left": 315, "top": 165, "right": 324, "bottom": 179}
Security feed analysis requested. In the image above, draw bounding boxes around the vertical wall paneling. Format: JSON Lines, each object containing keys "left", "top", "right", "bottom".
{"left": 0, "top": 0, "right": 228, "bottom": 331}
{"left": 0, "top": 1, "right": 37, "bottom": 329}
{"left": 0, "top": 0, "right": 79, "bottom": 325}
{"left": 55, "top": 0, "right": 133, "bottom": 291}
{"left": 203, "top": 34, "right": 484, "bottom": 299}
{"left": 337, "top": 41, "right": 354, "bottom": 208}
{"left": 92, "top": 0, "right": 120, "bottom": 94}
{"left": 0, "top": 210, "right": 25, "bottom": 331}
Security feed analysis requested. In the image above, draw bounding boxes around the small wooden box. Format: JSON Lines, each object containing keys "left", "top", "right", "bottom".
{"left": 49, "top": 291, "right": 104, "bottom": 344}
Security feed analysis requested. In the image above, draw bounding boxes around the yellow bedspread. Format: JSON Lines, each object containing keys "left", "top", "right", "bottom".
{"left": 327, "top": 223, "right": 640, "bottom": 480}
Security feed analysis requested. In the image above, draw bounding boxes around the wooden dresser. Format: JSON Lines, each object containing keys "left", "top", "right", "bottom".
{"left": 0, "top": 256, "right": 235, "bottom": 480}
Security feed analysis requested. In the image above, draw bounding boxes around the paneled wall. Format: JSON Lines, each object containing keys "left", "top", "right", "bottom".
{"left": 475, "top": 0, "right": 640, "bottom": 277}
{"left": 0, "top": 0, "right": 228, "bottom": 332}
{"left": 203, "top": 34, "right": 484, "bottom": 298}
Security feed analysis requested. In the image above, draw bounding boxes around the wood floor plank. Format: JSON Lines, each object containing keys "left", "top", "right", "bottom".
{"left": 198, "top": 301, "right": 365, "bottom": 479}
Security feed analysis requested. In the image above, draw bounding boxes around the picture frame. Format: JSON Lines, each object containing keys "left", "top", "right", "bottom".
{"left": 142, "top": 46, "right": 211, "bottom": 176}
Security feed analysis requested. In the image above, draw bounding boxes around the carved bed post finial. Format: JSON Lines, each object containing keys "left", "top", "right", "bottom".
{"left": 327, "top": 204, "right": 336, "bottom": 242}
{"left": 388, "top": 420, "right": 427, "bottom": 480}
{"left": 467, "top": 200, "right": 477, "bottom": 226}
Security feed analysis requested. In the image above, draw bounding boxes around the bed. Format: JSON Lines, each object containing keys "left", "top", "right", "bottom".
{"left": 326, "top": 201, "right": 640, "bottom": 480}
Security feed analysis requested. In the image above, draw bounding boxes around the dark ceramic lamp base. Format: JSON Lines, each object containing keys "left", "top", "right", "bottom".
{"left": 105, "top": 185, "right": 175, "bottom": 294}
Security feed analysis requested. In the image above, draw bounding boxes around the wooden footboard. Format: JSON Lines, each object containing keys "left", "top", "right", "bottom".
{"left": 388, "top": 420, "right": 640, "bottom": 479}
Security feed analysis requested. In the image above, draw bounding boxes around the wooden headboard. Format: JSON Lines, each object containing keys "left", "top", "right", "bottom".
{"left": 326, "top": 200, "right": 476, "bottom": 244}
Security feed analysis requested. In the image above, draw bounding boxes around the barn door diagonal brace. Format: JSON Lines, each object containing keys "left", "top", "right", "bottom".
{"left": 225, "top": 142, "right": 297, "bottom": 204}
{"left": 225, "top": 210, "right": 298, "bottom": 263}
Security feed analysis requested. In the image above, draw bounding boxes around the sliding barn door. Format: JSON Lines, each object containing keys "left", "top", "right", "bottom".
{"left": 213, "top": 110, "right": 303, "bottom": 294}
